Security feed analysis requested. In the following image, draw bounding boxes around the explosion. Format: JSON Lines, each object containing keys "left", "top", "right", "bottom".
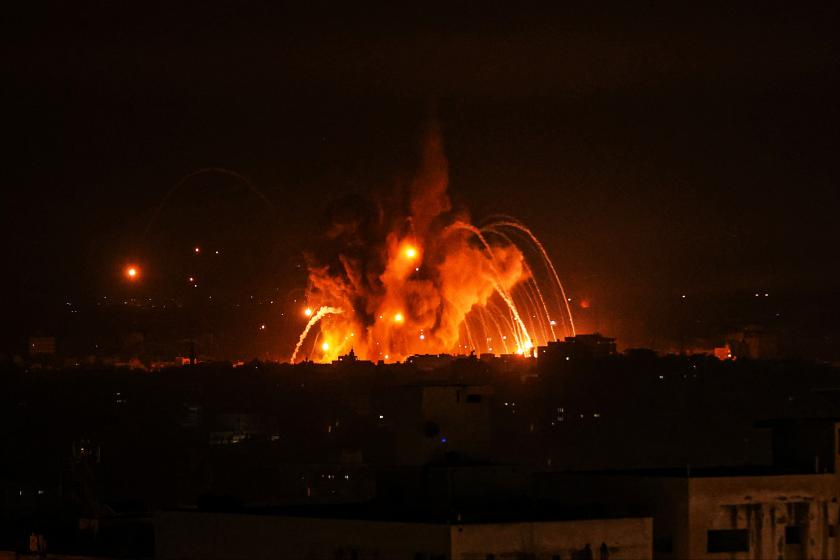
{"left": 291, "top": 125, "right": 575, "bottom": 363}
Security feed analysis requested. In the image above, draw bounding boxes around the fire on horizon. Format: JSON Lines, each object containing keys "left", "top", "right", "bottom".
{"left": 291, "top": 126, "right": 576, "bottom": 364}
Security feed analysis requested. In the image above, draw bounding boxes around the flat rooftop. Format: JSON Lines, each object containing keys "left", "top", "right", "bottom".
{"left": 177, "top": 498, "right": 624, "bottom": 525}
{"left": 558, "top": 464, "right": 828, "bottom": 478}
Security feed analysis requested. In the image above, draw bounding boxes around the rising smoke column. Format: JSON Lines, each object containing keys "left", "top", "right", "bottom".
{"left": 292, "top": 124, "right": 572, "bottom": 363}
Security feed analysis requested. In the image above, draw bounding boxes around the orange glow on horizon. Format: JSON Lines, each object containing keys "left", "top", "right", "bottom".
{"left": 289, "top": 126, "right": 576, "bottom": 364}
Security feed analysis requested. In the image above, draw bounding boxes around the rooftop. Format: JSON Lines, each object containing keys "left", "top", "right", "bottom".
{"left": 180, "top": 498, "right": 626, "bottom": 525}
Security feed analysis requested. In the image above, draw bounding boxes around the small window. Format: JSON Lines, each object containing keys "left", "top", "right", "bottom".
{"left": 707, "top": 529, "right": 749, "bottom": 552}
{"left": 466, "top": 394, "right": 483, "bottom": 403}
{"left": 786, "top": 526, "right": 803, "bottom": 544}
{"left": 654, "top": 536, "right": 673, "bottom": 553}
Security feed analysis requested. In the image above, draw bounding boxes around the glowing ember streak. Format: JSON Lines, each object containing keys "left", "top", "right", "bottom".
{"left": 482, "top": 218, "right": 576, "bottom": 336}
{"left": 445, "top": 220, "right": 533, "bottom": 350}
{"left": 481, "top": 228, "right": 557, "bottom": 341}
{"left": 290, "top": 306, "right": 343, "bottom": 363}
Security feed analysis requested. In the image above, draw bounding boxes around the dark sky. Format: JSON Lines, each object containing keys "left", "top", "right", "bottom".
{"left": 3, "top": 4, "right": 839, "bottom": 350}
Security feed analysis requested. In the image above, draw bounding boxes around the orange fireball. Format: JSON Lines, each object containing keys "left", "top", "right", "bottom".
{"left": 289, "top": 125, "right": 576, "bottom": 364}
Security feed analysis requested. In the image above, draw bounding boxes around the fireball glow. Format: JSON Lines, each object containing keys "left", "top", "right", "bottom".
{"left": 290, "top": 125, "right": 575, "bottom": 363}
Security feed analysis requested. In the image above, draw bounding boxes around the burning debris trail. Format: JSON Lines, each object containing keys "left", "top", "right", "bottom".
{"left": 290, "top": 126, "right": 575, "bottom": 363}
{"left": 290, "top": 306, "right": 344, "bottom": 363}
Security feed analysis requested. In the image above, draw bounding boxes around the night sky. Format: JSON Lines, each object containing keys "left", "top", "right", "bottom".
{"left": 4, "top": 4, "right": 839, "bottom": 354}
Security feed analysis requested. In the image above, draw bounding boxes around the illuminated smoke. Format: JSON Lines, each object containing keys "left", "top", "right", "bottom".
{"left": 291, "top": 126, "right": 574, "bottom": 363}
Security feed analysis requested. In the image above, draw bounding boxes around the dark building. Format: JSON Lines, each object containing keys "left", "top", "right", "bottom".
{"left": 757, "top": 417, "right": 840, "bottom": 475}
{"left": 369, "top": 383, "right": 493, "bottom": 465}
{"left": 538, "top": 333, "right": 618, "bottom": 364}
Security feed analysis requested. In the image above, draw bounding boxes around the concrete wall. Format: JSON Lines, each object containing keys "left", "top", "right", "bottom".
{"left": 535, "top": 471, "right": 840, "bottom": 559}
{"left": 156, "top": 511, "right": 652, "bottom": 560}
{"left": 450, "top": 517, "right": 653, "bottom": 560}
{"left": 156, "top": 511, "right": 450, "bottom": 560}
{"left": 687, "top": 474, "right": 840, "bottom": 560}
{"left": 533, "top": 473, "right": 689, "bottom": 559}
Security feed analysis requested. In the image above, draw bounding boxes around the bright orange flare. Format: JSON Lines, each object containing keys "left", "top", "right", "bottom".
{"left": 125, "top": 266, "right": 139, "bottom": 280}
{"left": 291, "top": 125, "right": 576, "bottom": 363}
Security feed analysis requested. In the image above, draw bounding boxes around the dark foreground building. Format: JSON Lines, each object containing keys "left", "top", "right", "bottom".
{"left": 156, "top": 508, "right": 651, "bottom": 560}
